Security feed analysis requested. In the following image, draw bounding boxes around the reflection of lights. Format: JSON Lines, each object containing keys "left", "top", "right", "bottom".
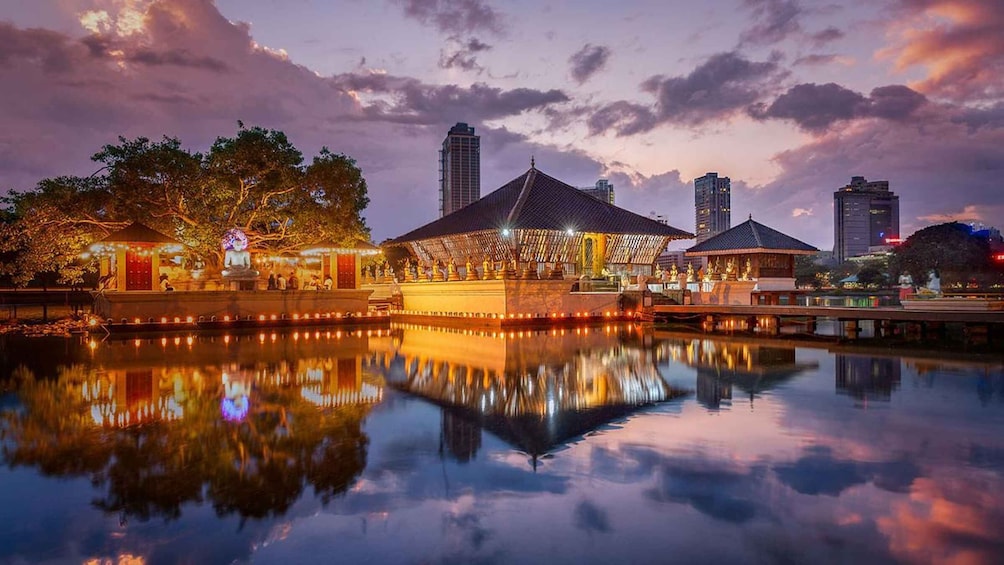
{"left": 221, "top": 397, "right": 249, "bottom": 422}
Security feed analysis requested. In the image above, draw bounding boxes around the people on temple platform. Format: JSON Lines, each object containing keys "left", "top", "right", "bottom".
{"left": 306, "top": 274, "right": 320, "bottom": 290}
{"left": 159, "top": 274, "right": 174, "bottom": 292}
{"left": 276, "top": 272, "right": 287, "bottom": 290}
{"left": 288, "top": 271, "right": 299, "bottom": 290}
{"left": 323, "top": 275, "right": 333, "bottom": 290}
{"left": 267, "top": 273, "right": 276, "bottom": 290}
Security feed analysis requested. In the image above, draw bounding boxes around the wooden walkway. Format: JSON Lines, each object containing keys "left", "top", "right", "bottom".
{"left": 652, "top": 304, "right": 1004, "bottom": 324}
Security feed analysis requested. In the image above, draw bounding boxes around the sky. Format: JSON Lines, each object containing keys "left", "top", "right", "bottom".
{"left": 0, "top": 0, "right": 1002, "bottom": 248}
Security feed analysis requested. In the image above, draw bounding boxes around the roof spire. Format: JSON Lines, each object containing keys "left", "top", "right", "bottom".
{"left": 530, "top": 155, "right": 535, "bottom": 169}
{"left": 749, "top": 213, "right": 753, "bottom": 220}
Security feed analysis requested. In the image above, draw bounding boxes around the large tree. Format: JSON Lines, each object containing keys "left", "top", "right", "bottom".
{"left": 0, "top": 125, "right": 370, "bottom": 286}
{"left": 889, "top": 222, "right": 991, "bottom": 287}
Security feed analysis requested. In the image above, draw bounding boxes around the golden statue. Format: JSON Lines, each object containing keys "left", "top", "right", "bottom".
{"left": 669, "top": 263, "right": 678, "bottom": 280}
{"left": 465, "top": 257, "right": 479, "bottom": 281}
{"left": 686, "top": 263, "right": 694, "bottom": 282}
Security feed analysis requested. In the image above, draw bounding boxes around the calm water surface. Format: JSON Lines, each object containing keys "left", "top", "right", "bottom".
{"left": 1, "top": 325, "right": 1003, "bottom": 564}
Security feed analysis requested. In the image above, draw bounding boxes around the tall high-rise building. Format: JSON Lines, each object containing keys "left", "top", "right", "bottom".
{"left": 578, "top": 179, "right": 615, "bottom": 205}
{"left": 833, "top": 176, "right": 899, "bottom": 262}
{"left": 694, "top": 172, "right": 731, "bottom": 244}
{"left": 439, "top": 122, "right": 480, "bottom": 217}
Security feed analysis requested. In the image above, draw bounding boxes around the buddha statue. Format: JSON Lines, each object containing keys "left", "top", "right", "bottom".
{"left": 686, "top": 263, "right": 695, "bottom": 283}
{"left": 221, "top": 228, "right": 258, "bottom": 279}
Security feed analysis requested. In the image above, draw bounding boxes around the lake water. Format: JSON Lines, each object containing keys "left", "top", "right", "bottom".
{"left": 1, "top": 325, "right": 1003, "bottom": 564}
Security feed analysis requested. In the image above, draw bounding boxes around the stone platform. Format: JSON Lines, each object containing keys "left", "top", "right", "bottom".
{"left": 93, "top": 289, "right": 372, "bottom": 322}
{"left": 395, "top": 279, "right": 620, "bottom": 317}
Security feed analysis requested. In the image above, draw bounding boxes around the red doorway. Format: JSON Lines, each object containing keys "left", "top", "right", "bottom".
{"left": 125, "top": 249, "right": 153, "bottom": 290}
{"left": 336, "top": 254, "right": 356, "bottom": 289}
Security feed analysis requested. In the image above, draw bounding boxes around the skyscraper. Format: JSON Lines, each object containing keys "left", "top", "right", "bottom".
{"left": 833, "top": 176, "right": 899, "bottom": 262}
{"left": 439, "top": 122, "right": 480, "bottom": 217}
{"left": 578, "top": 179, "right": 615, "bottom": 205}
{"left": 694, "top": 172, "right": 731, "bottom": 244}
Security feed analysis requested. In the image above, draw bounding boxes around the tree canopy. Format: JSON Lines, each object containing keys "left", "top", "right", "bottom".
{"left": 0, "top": 125, "right": 370, "bottom": 286}
{"left": 889, "top": 222, "right": 991, "bottom": 287}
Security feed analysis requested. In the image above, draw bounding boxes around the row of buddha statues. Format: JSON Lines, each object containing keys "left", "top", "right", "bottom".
{"left": 654, "top": 257, "right": 755, "bottom": 284}
{"left": 397, "top": 257, "right": 564, "bottom": 283}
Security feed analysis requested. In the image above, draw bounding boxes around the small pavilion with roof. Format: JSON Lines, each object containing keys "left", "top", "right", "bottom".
{"left": 684, "top": 216, "right": 817, "bottom": 305}
{"left": 387, "top": 165, "right": 691, "bottom": 317}
{"left": 89, "top": 222, "right": 184, "bottom": 292}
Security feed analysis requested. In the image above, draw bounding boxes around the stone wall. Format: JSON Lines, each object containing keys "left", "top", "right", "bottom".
{"left": 397, "top": 279, "right": 619, "bottom": 316}
{"left": 93, "top": 289, "right": 372, "bottom": 321}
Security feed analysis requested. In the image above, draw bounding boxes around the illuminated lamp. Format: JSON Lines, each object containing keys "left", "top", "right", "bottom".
{"left": 186, "top": 316, "right": 194, "bottom": 323}
{"left": 134, "top": 318, "right": 141, "bottom": 324}
{"left": 259, "top": 315, "right": 266, "bottom": 321}
{"left": 223, "top": 315, "right": 230, "bottom": 322}
{"left": 161, "top": 317, "right": 168, "bottom": 324}
{"left": 173, "top": 317, "right": 181, "bottom": 323}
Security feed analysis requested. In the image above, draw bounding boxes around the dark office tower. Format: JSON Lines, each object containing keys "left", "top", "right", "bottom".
{"left": 694, "top": 172, "right": 731, "bottom": 244}
{"left": 833, "top": 176, "right": 900, "bottom": 262}
{"left": 439, "top": 122, "right": 480, "bottom": 217}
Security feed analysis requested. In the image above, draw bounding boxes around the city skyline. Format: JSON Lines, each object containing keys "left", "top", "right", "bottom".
{"left": 0, "top": 0, "right": 1001, "bottom": 247}
{"left": 833, "top": 175, "right": 900, "bottom": 262}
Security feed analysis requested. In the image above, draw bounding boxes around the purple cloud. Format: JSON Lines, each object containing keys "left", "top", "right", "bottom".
{"left": 569, "top": 44, "right": 611, "bottom": 84}
{"left": 750, "top": 83, "right": 926, "bottom": 132}
{"left": 391, "top": 0, "right": 504, "bottom": 37}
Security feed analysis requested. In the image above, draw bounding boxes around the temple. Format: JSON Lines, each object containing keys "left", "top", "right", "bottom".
{"left": 682, "top": 216, "right": 817, "bottom": 305}
{"left": 89, "top": 223, "right": 379, "bottom": 326}
{"left": 388, "top": 166, "right": 691, "bottom": 319}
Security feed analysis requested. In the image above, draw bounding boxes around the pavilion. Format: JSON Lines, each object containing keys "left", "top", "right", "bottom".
{"left": 684, "top": 216, "right": 817, "bottom": 305}
{"left": 89, "top": 222, "right": 183, "bottom": 291}
{"left": 387, "top": 165, "right": 691, "bottom": 319}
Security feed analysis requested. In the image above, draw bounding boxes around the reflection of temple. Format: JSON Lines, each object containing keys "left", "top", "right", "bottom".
{"left": 79, "top": 330, "right": 387, "bottom": 427}
{"left": 835, "top": 354, "right": 902, "bottom": 402}
{"left": 659, "top": 338, "right": 818, "bottom": 405}
{"left": 371, "top": 325, "right": 684, "bottom": 459}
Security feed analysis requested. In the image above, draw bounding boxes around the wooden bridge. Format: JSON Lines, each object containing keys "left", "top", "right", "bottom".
{"left": 652, "top": 304, "right": 1004, "bottom": 343}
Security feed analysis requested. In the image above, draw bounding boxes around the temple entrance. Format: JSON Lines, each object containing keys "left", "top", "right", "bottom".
{"left": 336, "top": 254, "right": 356, "bottom": 289}
{"left": 125, "top": 249, "right": 153, "bottom": 290}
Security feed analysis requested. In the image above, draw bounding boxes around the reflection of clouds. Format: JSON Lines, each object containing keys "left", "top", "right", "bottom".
{"left": 774, "top": 445, "right": 919, "bottom": 496}
{"left": 878, "top": 475, "right": 1004, "bottom": 565}
{"left": 574, "top": 500, "right": 611, "bottom": 534}
{"left": 646, "top": 458, "right": 767, "bottom": 524}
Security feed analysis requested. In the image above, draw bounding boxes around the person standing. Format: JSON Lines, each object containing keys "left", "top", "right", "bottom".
{"left": 277, "top": 273, "right": 287, "bottom": 290}
{"left": 267, "top": 273, "right": 277, "bottom": 290}
{"left": 288, "top": 271, "right": 299, "bottom": 290}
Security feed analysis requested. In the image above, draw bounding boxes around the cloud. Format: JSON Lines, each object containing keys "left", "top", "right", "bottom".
{"left": 882, "top": 0, "right": 1004, "bottom": 102}
{"left": 589, "top": 51, "right": 784, "bottom": 135}
{"left": 740, "top": 0, "right": 803, "bottom": 46}
{"left": 951, "top": 102, "right": 1004, "bottom": 132}
{"left": 809, "top": 26, "right": 844, "bottom": 47}
{"left": 916, "top": 205, "right": 985, "bottom": 224}
{"left": 438, "top": 37, "right": 492, "bottom": 72}
{"left": 792, "top": 208, "right": 813, "bottom": 217}
{"left": 750, "top": 82, "right": 926, "bottom": 132}
{"left": 568, "top": 44, "right": 611, "bottom": 84}
{"left": 793, "top": 53, "right": 854, "bottom": 67}
{"left": 391, "top": 0, "right": 504, "bottom": 37}
{"left": 739, "top": 0, "right": 843, "bottom": 47}
{"left": 330, "top": 72, "right": 570, "bottom": 124}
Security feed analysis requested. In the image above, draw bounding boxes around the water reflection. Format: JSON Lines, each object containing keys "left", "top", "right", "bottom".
{"left": 835, "top": 354, "right": 902, "bottom": 402}
{"left": 1, "top": 331, "right": 382, "bottom": 523}
{"left": 374, "top": 325, "right": 685, "bottom": 461}
{"left": 0, "top": 327, "right": 1002, "bottom": 564}
{"left": 656, "top": 338, "right": 818, "bottom": 409}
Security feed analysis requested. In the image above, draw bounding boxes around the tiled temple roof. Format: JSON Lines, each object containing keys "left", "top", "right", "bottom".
{"left": 390, "top": 167, "right": 692, "bottom": 244}
{"left": 97, "top": 222, "right": 180, "bottom": 244}
{"left": 687, "top": 217, "right": 817, "bottom": 255}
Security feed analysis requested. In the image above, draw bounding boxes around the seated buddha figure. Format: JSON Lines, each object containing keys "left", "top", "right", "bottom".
{"left": 221, "top": 229, "right": 258, "bottom": 278}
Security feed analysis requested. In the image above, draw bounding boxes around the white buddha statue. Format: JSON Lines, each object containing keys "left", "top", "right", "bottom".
{"left": 221, "top": 228, "right": 258, "bottom": 278}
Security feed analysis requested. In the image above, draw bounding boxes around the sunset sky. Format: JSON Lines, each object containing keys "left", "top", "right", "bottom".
{"left": 1, "top": 0, "right": 1002, "bottom": 247}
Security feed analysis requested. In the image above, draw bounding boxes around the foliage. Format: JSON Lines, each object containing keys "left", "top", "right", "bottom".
{"left": 1, "top": 361, "right": 371, "bottom": 522}
{"left": 855, "top": 265, "right": 887, "bottom": 288}
{"left": 890, "top": 222, "right": 991, "bottom": 286}
{"left": 0, "top": 125, "right": 370, "bottom": 286}
{"left": 794, "top": 255, "right": 828, "bottom": 289}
